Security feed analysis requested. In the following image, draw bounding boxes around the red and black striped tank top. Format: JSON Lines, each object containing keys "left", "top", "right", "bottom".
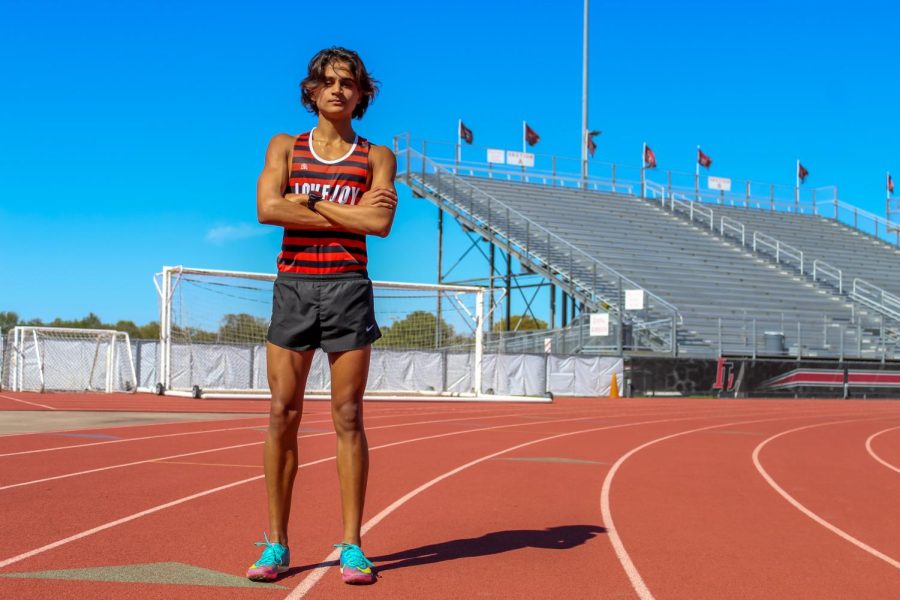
{"left": 277, "top": 129, "right": 371, "bottom": 275}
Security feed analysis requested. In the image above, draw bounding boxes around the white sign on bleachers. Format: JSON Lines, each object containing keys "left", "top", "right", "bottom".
{"left": 506, "top": 151, "right": 535, "bottom": 167}
{"left": 487, "top": 148, "right": 506, "bottom": 164}
{"left": 708, "top": 176, "right": 732, "bottom": 191}
{"left": 590, "top": 313, "right": 609, "bottom": 337}
{"left": 625, "top": 289, "right": 645, "bottom": 310}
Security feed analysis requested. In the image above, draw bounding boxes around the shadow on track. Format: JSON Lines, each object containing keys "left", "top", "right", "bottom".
{"left": 369, "top": 524, "right": 606, "bottom": 573}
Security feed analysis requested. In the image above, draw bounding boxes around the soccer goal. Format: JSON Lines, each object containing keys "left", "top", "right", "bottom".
{"left": 153, "top": 266, "right": 513, "bottom": 400}
{"left": 0, "top": 326, "right": 137, "bottom": 393}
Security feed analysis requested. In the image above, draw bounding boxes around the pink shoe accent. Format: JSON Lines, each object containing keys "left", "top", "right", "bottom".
{"left": 247, "top": 561, "right": 289, "bottom": 581}
{"left": 342, "top": 566, "right": 376, "bottom": 584}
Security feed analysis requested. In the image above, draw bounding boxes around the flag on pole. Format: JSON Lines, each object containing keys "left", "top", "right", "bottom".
{"left": 525, "top": 123, "right": 540, "bottom": 146}
{"left": 644, "top": 144, "right": 657, "bottom": 169}
{"left": 459, "top": 121, "right": 474, "bottom": 144}
{"left": 586, "top": 130, "right": 601, "bottom": 158}
{"left": 798, "top": 162, "right": 809, "bottom": 183}
{"left": 888, "top": 172, "right": 894, "bottom": 195}
{"left": 698, "top": 148, "right": 713, "bottom": 169}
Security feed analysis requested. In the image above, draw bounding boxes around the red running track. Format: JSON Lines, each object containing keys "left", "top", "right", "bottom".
{"left": 0, "top": 393, "right": 898, "bottom": 599}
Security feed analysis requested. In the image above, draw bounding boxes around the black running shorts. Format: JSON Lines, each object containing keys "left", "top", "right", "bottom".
{"left": 266, "top": 272, "right": 382, "bottom": 353}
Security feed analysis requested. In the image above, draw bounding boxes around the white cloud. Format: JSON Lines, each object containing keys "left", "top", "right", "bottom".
{"left": 205, "top": 223, "right": 272, "bottom": 245}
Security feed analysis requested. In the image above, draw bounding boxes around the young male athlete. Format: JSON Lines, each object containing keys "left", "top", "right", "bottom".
{"left": 248, "top": 47, "right": 397, "bottom": 585}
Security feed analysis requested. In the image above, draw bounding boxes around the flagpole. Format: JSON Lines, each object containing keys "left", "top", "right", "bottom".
{"left": 581, "top": 0, "right": 589, "bottom": 185}
{"left": 888, "top": 171, "right": 892, "bottom": 221}
{"left": 795, "top": 159, "right": 800, "bottom": 209}
{"left": 641, "top": 142, "right": 646, "bottom": 198}
{"left": 695, "top": 145, "right": 700, "bottom": 200}
{"left": 522, "top": 120, "right": 526, "bottom": 153}
{"left": 456, "top": 119, "right": 461, "bottom": 171}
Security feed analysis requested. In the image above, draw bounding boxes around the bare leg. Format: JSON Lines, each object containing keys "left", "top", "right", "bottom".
{"left": 264, "top": 342, "right": 315, "bottom": 548}
{"left": 328, "top": 346, "right": 371, "bottom": 546}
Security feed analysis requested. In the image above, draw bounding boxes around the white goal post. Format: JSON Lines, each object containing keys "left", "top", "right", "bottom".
{"left": 154, "top": 266, "right": 506, "bottom": 400}
{"left": 1, "top": 326, "right": 137, "bottom": 393}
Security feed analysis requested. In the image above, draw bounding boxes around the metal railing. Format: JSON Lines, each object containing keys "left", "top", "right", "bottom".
{"left": 752, "top": 232, "right": 804, "bottom": 274}
{"left": 812, "top": 260, "right": 843, "bottom": 294}
{"left": 670, "top": 193, "right": 714, "bottom": 230}
{"left": 708, "top": 314, "right": 899, "bottom": 362}
{"left": 720, "top": 216, "right": 746, "bottom": 246}
{"left": 850, "top": 279, "right": 900, "bottom": 322}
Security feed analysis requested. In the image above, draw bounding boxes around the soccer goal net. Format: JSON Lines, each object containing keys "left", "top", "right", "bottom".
{"left": 154, "top": 266, "right": 494, "bottom": 399}
{"left": 1, "top": 327, "right": 137, "bottom": 393}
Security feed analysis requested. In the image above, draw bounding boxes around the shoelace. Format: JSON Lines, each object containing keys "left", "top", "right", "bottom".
{"left": 255, "top": 532, "right": 287, "bottom": 566}
{"left": 334, "top": 543, "right": 374, "bottom": 570}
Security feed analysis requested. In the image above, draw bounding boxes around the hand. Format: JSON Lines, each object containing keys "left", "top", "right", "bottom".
{"left": 358, "top": 186, "right": 398, "bottom": 210}
{"left": 284, "top": 193, "right": 308, "bottom": 207}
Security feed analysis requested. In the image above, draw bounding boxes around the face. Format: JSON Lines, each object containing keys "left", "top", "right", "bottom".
{"left": 313, "top": 61, "right": 361, "bottom": 120}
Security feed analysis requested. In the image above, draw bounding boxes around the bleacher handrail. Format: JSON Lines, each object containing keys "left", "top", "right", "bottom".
{"left": 431, "top": 160, "right": 636, "bottom": 196}
{"left": 753, "top": 232, "right": 804, "bottom": 274}
{"left": 720, "top": 216, "right": 746, "bottom": 246}
{"left": 671, "top": 193, "right": 714, "bottom": 230}
{"left": 850, "top": 279, "right": 900, "bottom": 322}
{"left": 812, "top": 260, "right": 843, "bottom": 294}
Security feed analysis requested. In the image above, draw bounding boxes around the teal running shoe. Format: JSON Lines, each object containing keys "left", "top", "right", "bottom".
{"left": 247, "top": 533, "right": 290, "bottom": 581}
{"left": 335, "top": 543, "right": 376, "bottom": 584}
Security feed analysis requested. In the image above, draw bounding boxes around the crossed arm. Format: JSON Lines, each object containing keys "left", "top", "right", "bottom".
{"left": 256, "top": 133, "right": 398, "bottom": 237}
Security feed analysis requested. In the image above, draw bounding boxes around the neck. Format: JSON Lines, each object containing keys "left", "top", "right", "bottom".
{"left": 314, "top": 117, "right": 355, "bottom": 143}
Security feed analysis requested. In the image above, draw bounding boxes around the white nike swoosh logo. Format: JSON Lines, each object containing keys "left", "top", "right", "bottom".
{"left": 366, "top": 324, "right": 376, "bottom": 332}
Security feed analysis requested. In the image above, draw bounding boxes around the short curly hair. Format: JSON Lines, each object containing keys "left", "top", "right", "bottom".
{"left": 300, "top": 47, "right": 379, "bottom": 120}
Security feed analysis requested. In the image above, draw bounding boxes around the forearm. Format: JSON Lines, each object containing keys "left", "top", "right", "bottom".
{"left": 313, "top": 201, "right": 394, "bottom": 237}
{"left": 257, "top": 195, "right": 335, "bottom": 230}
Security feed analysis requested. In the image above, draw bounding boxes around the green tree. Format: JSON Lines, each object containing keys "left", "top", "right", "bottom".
{"left": 376, "top": 310, "right": 472, "bottom": 349}
{"left": 492, "top": 315, "right": 548, "bottom": 332}
{"left": 137, "top": 321, "right": 161, "bottom": 340}
{"left": 114, "top": 320, "right": 140, "bottom": 339}
{"left": 48, "top": 312, "right": 103, "bottom": 329}
{"left": 0, "top": 311, "right": 19, "bottom": 332}
{"left": 218, "top": 313, "right": 269, "bottom": 343}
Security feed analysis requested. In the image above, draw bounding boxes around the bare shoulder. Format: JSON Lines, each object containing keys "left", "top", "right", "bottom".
{"left": 267, "top": 133, "right": 296, "bottom": 154}
{"left": 368, "top": 144, "right": 397, "bottom": 168}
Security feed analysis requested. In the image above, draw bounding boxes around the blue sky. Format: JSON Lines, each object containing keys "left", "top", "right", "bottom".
{"left": 2, "top": 0, "right": 898, "bottom": 325}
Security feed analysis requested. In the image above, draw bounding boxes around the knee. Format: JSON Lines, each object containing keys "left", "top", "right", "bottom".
{"left": 332, "top": 400, "right": 363, "bottom": 434}
{"left": 269, "top": 395, "right": 301, "bottom": 432}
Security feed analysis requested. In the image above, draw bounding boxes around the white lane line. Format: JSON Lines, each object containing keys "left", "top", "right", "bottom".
{"left": 0, "top": 394, "right": 56, "bottom": 411}
{"left": 284, "top": 408, "right": 834, "bottom": 599}
{"left": 0, "top": 406, "right": 741, "bottom": 490}
{"left": 600, "top": 413, "right": 896, "bottom": 600}
{"left": 0, "top": 406, "right": 485, "bottom": 457}
{"left": 0, "top": 411, "right": 545, "bottom": 491}
{"left": 0, "top": 412, "right": 617, "bottom": 570}
{"left": 865, "top": 426, "right": 900, "bottom": 474}
{"left": 752, "top": 419, "right": 900, "bottom": 570}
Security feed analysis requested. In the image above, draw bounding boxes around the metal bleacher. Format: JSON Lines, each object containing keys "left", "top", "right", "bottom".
{"left": 397, "top": 142, "right": 900, "bottom": 360}
{"left": 656, "top": 193, "right": 900, "bottom": 353}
